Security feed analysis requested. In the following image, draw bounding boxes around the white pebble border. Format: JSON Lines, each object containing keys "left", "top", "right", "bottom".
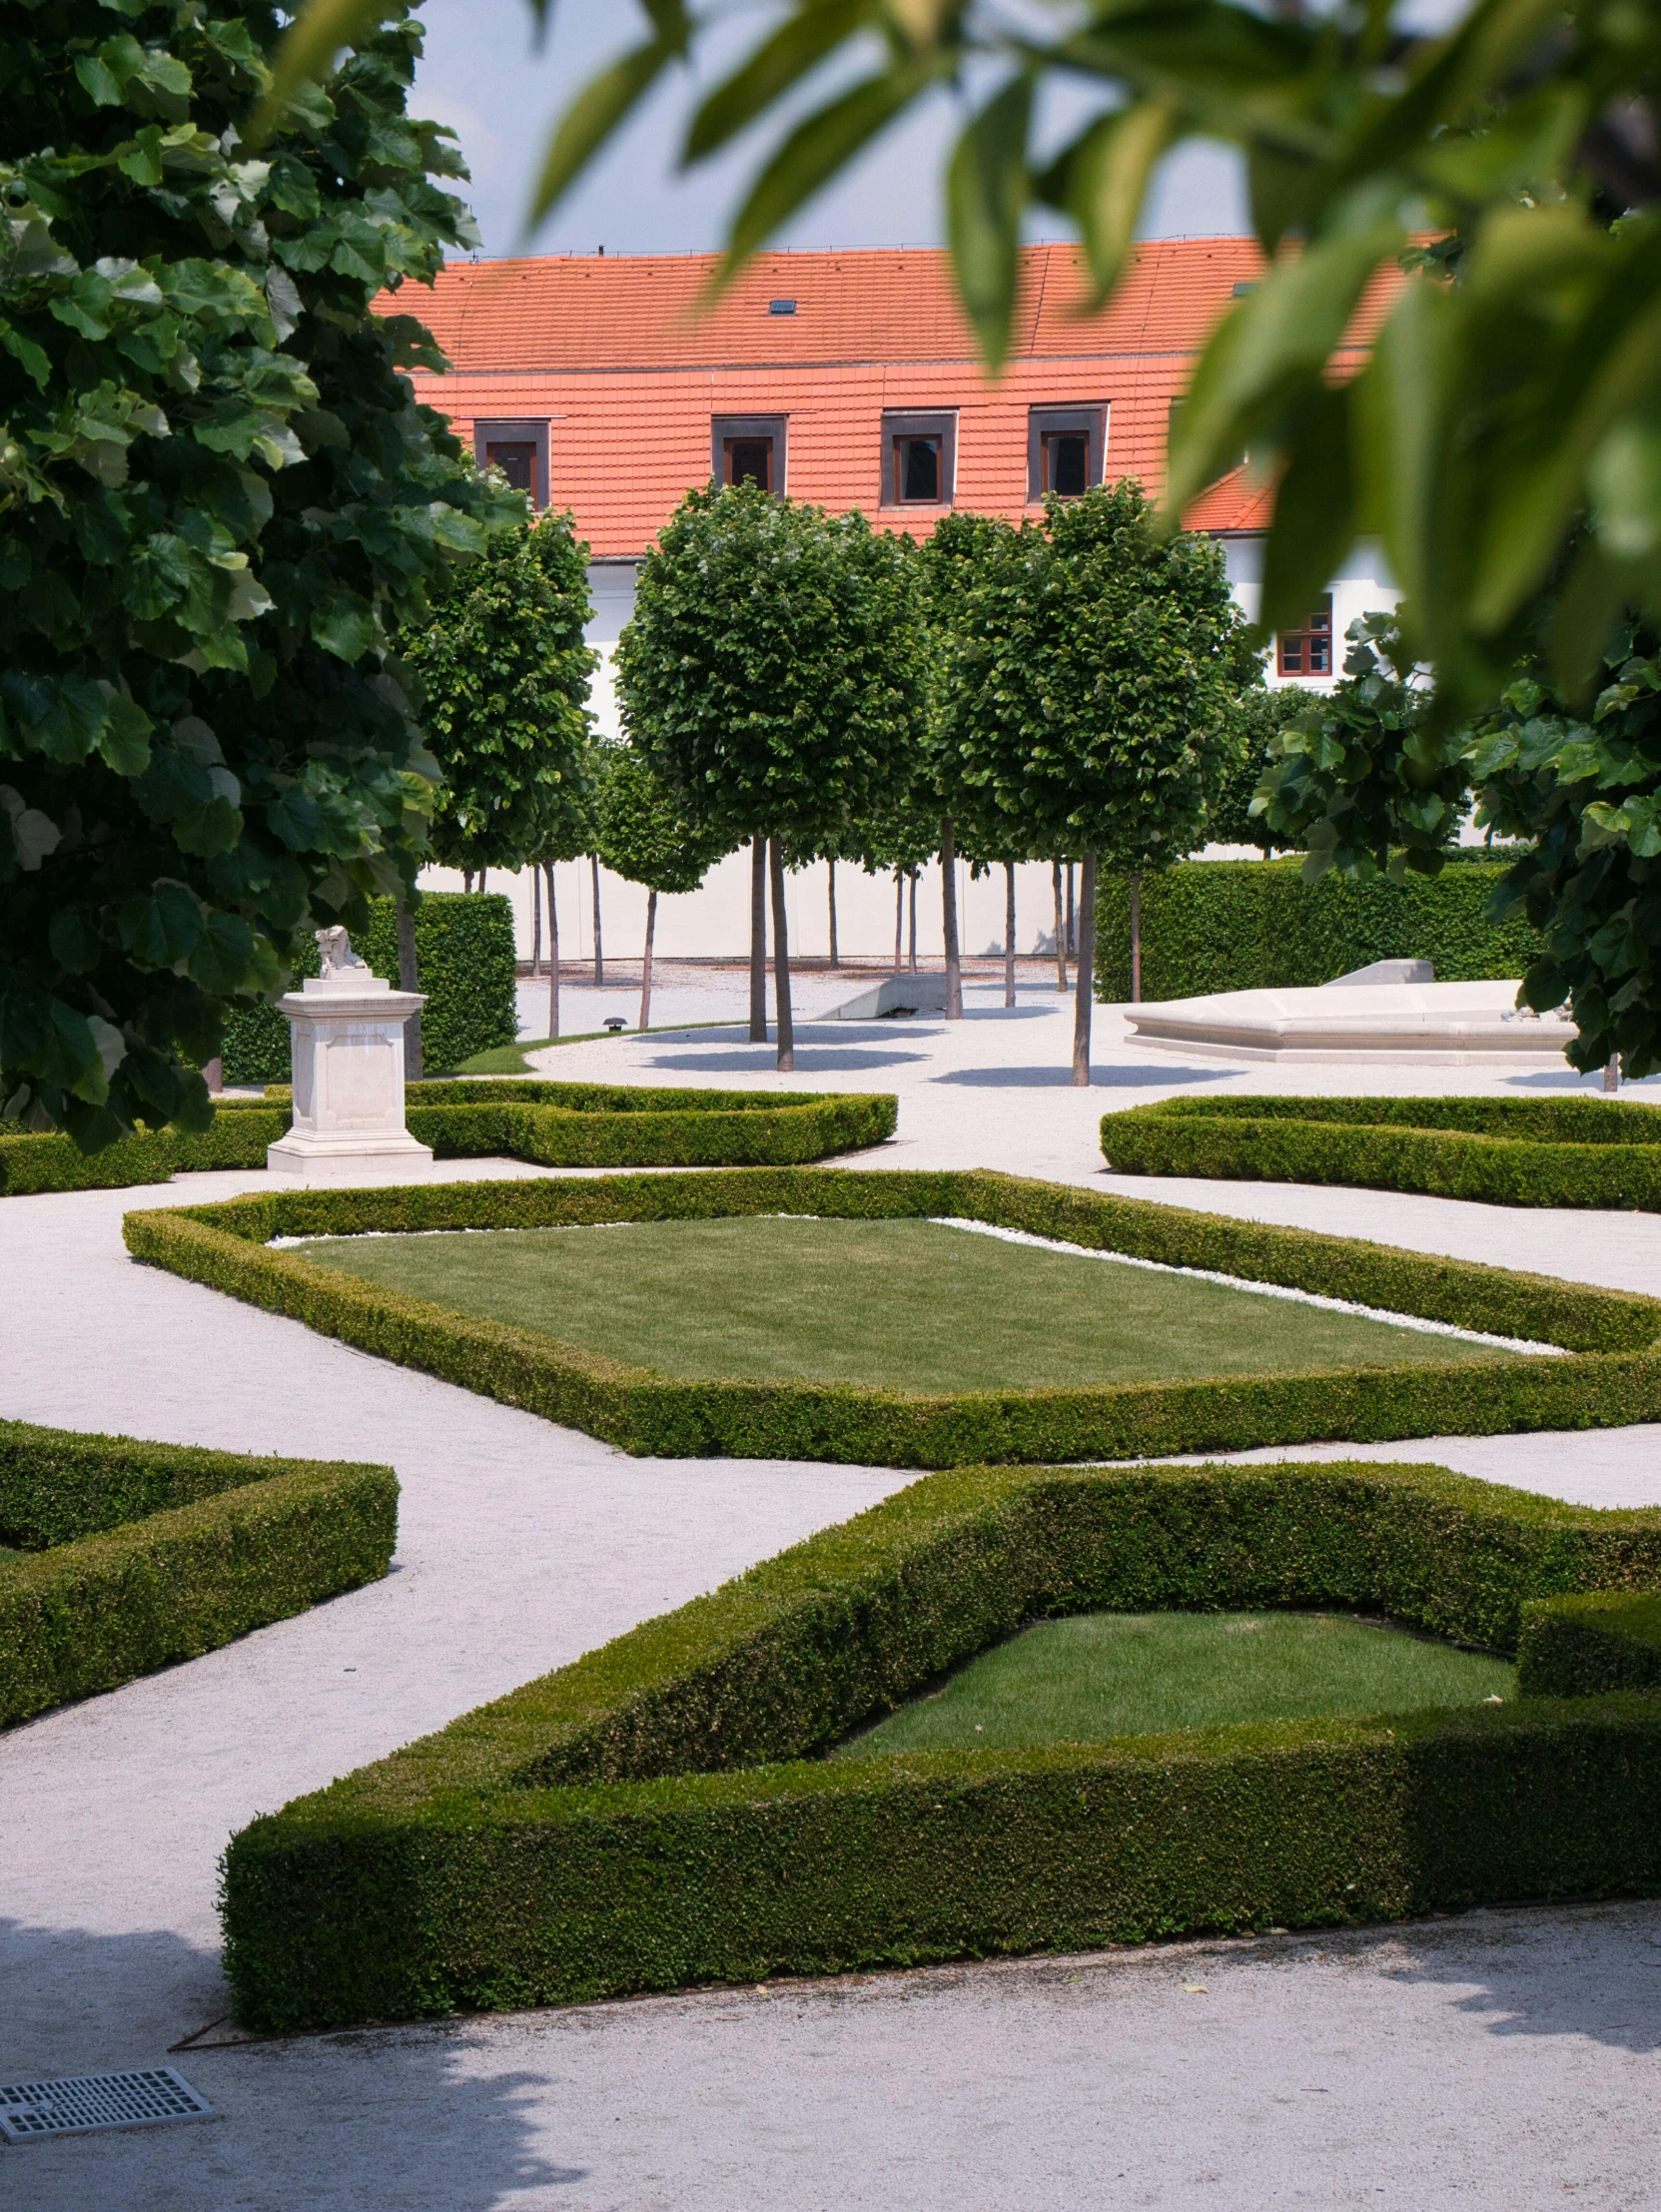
{"left": 272, "top": 1213, "right": 1567, "bottom": 1358}
{"left": 930, "top": 1217, "right": 1569, "bottom": 1357}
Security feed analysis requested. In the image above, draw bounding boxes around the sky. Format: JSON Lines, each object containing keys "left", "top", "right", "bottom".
{"left": 408, "top": 0, "right": 1252, "bottom": 263}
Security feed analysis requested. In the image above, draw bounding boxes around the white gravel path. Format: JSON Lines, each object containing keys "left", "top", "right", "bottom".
{"left": 5, "top": 988, "right": 1661, "bottom": 2207}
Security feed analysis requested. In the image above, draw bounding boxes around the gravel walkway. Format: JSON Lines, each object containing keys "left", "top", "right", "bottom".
{"left": 5, "top": 992, "right": 1661, "bottom": 2207}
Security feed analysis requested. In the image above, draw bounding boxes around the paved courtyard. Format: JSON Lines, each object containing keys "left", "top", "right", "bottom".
{"left": 5, "top": 981, "right": 1660, "bottom": 2207}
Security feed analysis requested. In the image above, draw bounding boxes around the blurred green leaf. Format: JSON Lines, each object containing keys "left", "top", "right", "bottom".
{"left": 945, "top": 76, "right": 1032, "bottom": 372}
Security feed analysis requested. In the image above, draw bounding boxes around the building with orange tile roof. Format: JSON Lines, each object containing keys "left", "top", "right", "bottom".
{"left": 387, "top": 241, "right": 1399, "bottom": 961}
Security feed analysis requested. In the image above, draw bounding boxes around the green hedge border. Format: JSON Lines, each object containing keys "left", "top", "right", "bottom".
{"left": 1518, "top": 1589, "right": 1661, "bottom": 1695}
{"left": 0, "top": 1081, "right": 895, "bottom": 1197}
{"left": 1101, "top": 1095, "right": 1661, "bottom": 1212}
{"left": 123, "top": 1166, "right": 1661, "bottom": 1469}
{"left": 0, "top": 1418, "right": 397, "bottom": 1727}
{"left": 221, "top": 1454, "right": 1661, "bottom": 2029}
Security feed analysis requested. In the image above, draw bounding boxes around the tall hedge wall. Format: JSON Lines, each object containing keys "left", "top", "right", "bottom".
{"left": 1093, "top": 857, "right": 1544, "bottom": 1003}
{"left": 222, "top": 893, "right": 517, "bottom": 1083}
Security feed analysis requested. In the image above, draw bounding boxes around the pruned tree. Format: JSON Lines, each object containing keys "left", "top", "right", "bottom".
{"left": 401, "top": 507, "right": 596, "bottom": 878}
{"left": 593, "top": 743, "right": 731, "bottom": 1030}
{"left": 939, "top": 482, "right": 1246, "bottom": 1081}
{"left": 1206, "top": 687, "right": 1311, "bottom": 854}
{"left": 613, "top": 483, "right": 920, "bottom": 1070}
{"left": 0, "top": 0, "right": 518, "bottom": 1147}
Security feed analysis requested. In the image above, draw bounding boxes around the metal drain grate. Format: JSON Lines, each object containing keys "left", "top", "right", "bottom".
{"left": 0, "top": 2068, "right": 215, "bottom": 2143}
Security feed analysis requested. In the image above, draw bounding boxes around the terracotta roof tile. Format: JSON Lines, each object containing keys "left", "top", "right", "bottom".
{"left": 379, "top": 240, "right": 1400, "bottom": 554}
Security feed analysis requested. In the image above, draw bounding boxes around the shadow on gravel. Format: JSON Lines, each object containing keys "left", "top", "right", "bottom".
{"left": 1505, "top": 1069, "right": 1661, "bottom": 1091}
{"left": 936, "top": 1065, "right": 1238, "bottom": 1089}
{"left": 0, "top": 1919, "right": 585, "bottom": 2210}
{"left": 644, "top": 1044, "right": 932, "bottom": 1072}
{"left": 1376, "top": 1902, "right": 1661, "bottom": 2053}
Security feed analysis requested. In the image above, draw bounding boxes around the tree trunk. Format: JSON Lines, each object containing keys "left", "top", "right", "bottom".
{"left": 1066, "top": 862, "right": 1076, "bottom": 957}
{"left": 590, "top": 853, "right": 603, "bottom": 984}
{"left": 1004, "top": 862, "right": 1017, "bottom": 1009}
{"left": 1130, "top": 872, "right": 1143, "bottom": 1004}
{"left": 827, "top": 859, "right": 839, "bottom": 970}
{"left": 1052, "top": 861, "right": 1068, "bottom": 991}
{"left": 544, "top": 864, "right": 560, "bottom": 1040}
{"left": 940, "top": 817, "right": 963, "bottom": 1019}
{"left": 894, "top": 867, "right": 904, "bottom": 973}
{"left": 1605, "top": 1053, "right": 1622, "bottom": 1093}
{"left": 530, "top": 864, "right": 542, "bottom": 977}
{"left": 749, "top": 833, "right": 768, "bottom": 1041}
{"left": 397, "top": 901, "right": 423, "bottom": 1080}
{"left": 1072, "top": 851, "right": 1098, "bottom": 1087}
{"left": 639, "top": 887, "right": 656, "bottom": 1032}
{"left": 462, "top": 869, "right": 473, "bottom": 895}
{"left": 479, "top": 867, "right": 487, "bottom": 895}
{"left": 769, "top": 836, "right": 794, "bottom": 1071}
{"left": 908, "top": 870, "right": 918, "bottom": 971}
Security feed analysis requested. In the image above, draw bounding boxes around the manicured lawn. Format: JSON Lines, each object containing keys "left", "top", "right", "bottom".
{"left": 286, "top": 1215, "right": 1515, "bottom": 1393}
{"left": 837, "top": 1610, "right": 1516, "bottom": 1756}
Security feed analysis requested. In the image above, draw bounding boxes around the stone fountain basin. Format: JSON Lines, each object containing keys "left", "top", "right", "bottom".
{"left": 1123, "top": 979, "right": 1570, "bottom": 1066}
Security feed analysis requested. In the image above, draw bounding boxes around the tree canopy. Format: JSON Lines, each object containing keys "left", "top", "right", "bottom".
{"left": 400, "top": 506, "right": 597, "bottom": 876}
{"left": 1, "top": 0, "right": 513, "bottom": 1146}
{"left": 593, "top": 741, "right": 730, "bottom": 899}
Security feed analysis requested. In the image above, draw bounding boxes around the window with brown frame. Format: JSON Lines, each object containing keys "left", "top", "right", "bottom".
{"left": 893, "top": 434, "right": 943, "bottom": 503}
{"left": 1276, "top": 596, "right": 1333, "bottom": 676}
{"left": 483, "top": 440, "right": 536, "bottom": 497}
{"left": 1041, "top": 430, "right": 1090, "bottom": 497}
{"left": 723, "top": 436, "right": 774, "bottom": 491}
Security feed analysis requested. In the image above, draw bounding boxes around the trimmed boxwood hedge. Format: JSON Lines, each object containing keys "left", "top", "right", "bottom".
{"left": 0, "top": 1082, "right": 893, "bottom": 1197}
{"left": 220, "top": 1454, "right": 1661, "bottom": 2030}
{"left": 222, "top": 891, "right": 518, "bottom": 1083}
{"left": 1093, "top": 856, "right": 1543, "bottom": 1004}
{"left": 124, "top": 1166, "right": 1661, "bottom": 1469}
{"left": 0, "top": 1418, "right": 397, "bottom": 1727}
{"left": 1518, "top": 1589, "right": 1661, "bottom": 1696}
{"left": 1101, "top": 1095, "right": 1661, "bottom": 1211}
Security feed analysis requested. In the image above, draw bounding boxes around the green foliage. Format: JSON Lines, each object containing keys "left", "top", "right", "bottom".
{"left": 0, "top": 1081, "right": 890, "bottom": 1195}
{"left": 219, "top": 1452, "right": 1661, "bottom": 2027}
{"left": 0, "top": 0, "right": 519, "bottom": 1149}
{"left": 1518, "top": 1590, "right": 1661, "bottom": 1698}
{"left": 1473, "top": 625, "right": 1661, "bottom": 1076}
{"left": 0, "top": 1417, "right": 396, "bottom": 1725}
{"left": 1252, "top": 616, "right": 1468, "bottom": 877}
{"left": 1101, "top": 1095, "right": 1661, "bottom": 1213}
{"left": 613, "top": 483, "right": 920, "bottom": 853}
{"left": 221, "top": 890, "right": 516, "bottom": 1080}
{"left": 1092, "top": 857, "right": 1543, "bottom": 1004}
{"left": 933, "top": 484, "right": 1247, "bottom": 872}
{"left": 125, "top": 1166, "right": 1661, "bottom": 1469}
{"left": 400, "top": 509, "right": 597, "bottom": 874}
{"left": 593, "top": 741, "right": 732, "bottom": 896}
{"left": 1205, "top": 687, "right": 1307, "bottom": 853}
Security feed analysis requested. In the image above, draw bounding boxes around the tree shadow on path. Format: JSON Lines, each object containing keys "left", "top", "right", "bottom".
{"left": 0, "top": 1920, "right": 585, "bottom": 2212}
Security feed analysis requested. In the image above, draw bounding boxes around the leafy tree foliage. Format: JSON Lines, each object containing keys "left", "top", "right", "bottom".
{"left": 1252, "top": 615, "right": 1463, "bottom": 877}
{"left": 1, "top": 0, "right": 513, "bottom": 1146}
{"left": 936, "top": 482, "right": 1246, "bottom": 1078}
{"left": 400, "top": 506, "right": 597, "bottom": 875}
{"left": 1205, "top": 687, "right": 1307, "bottom": 854}
{"left": 613, "top": 482, "right": 919, "bottom": 1066}
{"left": 1473, "top": 627, "right": 1661, "bottom": 1076}
{"left": 594, "top": 740, "right": 732, "bottom": 1029}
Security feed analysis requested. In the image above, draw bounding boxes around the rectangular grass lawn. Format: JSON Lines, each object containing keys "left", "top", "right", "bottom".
{"left": 837, "top": 1610, "right": 1516, "bottom": 1755}
{"left": 284, "top": 1215, "right": 1521, "bottom": 1393}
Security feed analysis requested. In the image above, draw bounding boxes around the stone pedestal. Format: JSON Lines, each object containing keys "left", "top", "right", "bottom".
{"left": 268, "top": 952, "right": 432, "bottom": 1180}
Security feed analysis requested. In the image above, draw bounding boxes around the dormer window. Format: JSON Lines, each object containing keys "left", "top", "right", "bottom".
{"left": 473, "top": 417, "right": 549, "bottom": 506}
{"left": 1028, "top": 406, "right": 1106, "bottom": 500}
{"left": 712, "top": 414, "right": 787, "bottom": 494}
{"left": 881, "top": 411, "right": 955, "bottom": 507}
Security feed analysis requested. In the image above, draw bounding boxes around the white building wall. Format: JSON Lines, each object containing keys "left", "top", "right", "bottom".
{"left": 418, "top": 540, "right": 1405, "bottom": 958}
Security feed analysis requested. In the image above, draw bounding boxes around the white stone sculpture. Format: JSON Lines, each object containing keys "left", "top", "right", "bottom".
{"left": 266, "top": 928, "right": 433, "bottom": 1178}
